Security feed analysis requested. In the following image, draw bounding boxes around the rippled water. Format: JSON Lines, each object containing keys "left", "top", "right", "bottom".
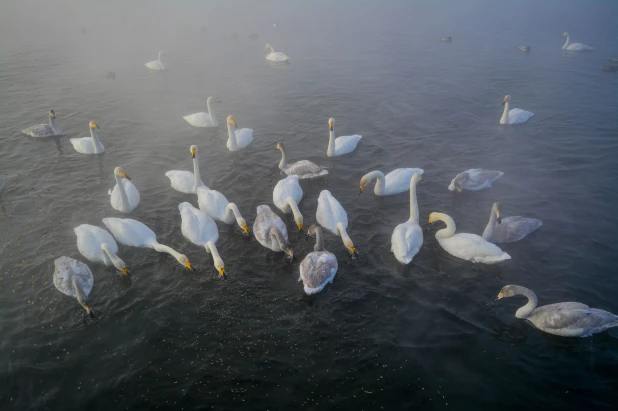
{"left": 1, "top": 1, "right": 618, "bottom": 409}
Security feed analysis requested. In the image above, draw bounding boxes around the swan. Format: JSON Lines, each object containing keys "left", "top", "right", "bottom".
{"left": 482, "top": 202, "right": 542, "bottom": 244}
{"left": 183, "top": 96, "right": 221, "bottom": 128}
{"left": 326, "top": 118, "right": 362, "bottom": 157}
{"left": 265, "top": 43, "right": 290, "bottom": 62}
{"left": 440, "top": 37, "right": 452, "bottom": 42}
{"left": 178, "top": 202, "right": 225, "bottom": 277}
{"left": 428, "top": 212, "right": 510, "bottom": 264}
{"left": 22, "top": 109, "right": 62, "bottom": 137}
{"left": 165, "top": 145, "right": 206, "bottom": 194}
{"left": 299, "top": 225, "right": 338, "bottom": 295}
{"left": 519, "top": 46, "right": 530, "bottom": 52}
{"left": 448, "top": 168, "right": 503, "bottom": 192}
{"left": 102, "top": 218, "right": 193, "bottom": 269}
{"left": 74, "top": 224, "right": 128, "bottom": 275}
{"left": 391, "top": 173, "right": 424, "bottom": 264}
{"left": 273, "top": 175, "right": 304, "bottom": 231}
{"left": 495, "top": 285, "right": 618, "bottom": 337}
{"left": 316, "top": 190, "right": 357, "bottom": 257}
{"left": 53, "top": 256, "right": 95, "bottom": 317}
{"left": 196, "top": 186, "right": 249, "bottom": 235}
{"left": 276, "top": 142, "right": 328, "bottom": 179}
{"left": 108, "top": 167, "right": 140, "bottom": 213}
{"left": 359, "top": 168, "right": 424, "bottom": 196}
{"left": 561, "top": 32, "right": 593, "bottom": 51}
{"left": 70, "top": 121, "right": 104, "bottom": 154}
{"left": 500, "top": 95, "right": 534, "bottom": 125}
{"left": 145, "top": 52, "right": 166, "bottom": 70}
{"left": 226, "top": 115, "right": 253, "bottom": 151}
{"left": 252, "top": 205, "right": 294, "bottom": 258}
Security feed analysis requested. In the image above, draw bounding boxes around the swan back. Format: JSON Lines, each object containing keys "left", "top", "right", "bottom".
{"left": 316, "top": 190, "right": 347, "bottom": 233}
{"left": 53, "top": 257, "right": 93, "bottom": 298}
{"left": 102, "top": 218, "right": 157, "bottom": 248}
{"left": 179, "top": 202, "right": 218, "bottom": 246}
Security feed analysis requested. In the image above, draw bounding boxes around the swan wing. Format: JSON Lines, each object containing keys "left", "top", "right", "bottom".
{"left": 183, "top": 112, "right": 212, "bottom": 128}
{"left": 103, "top": 218, "right": 156, "bottom": 248}
{"left": 384, "top": 168, "right": 424, "bottom": 194}
{"left": 333, "top": 135, "right": 362, "bottom": 156}
{"left": 439, "top": 233, "right": 510, "bottom": 263}
{"left": 165, "top": 170, "right": 196, "bottom": 194}
{"left": 507, "top": 108, "right": 534, "bottom": 124}
{"left": 234, "top": 128, "right": 254, "bottom": 149}
{"left": 316, "top": 190, "right": 347, "bottom": 233}
{"left": 492, "top": 216, "right": 542, "bottom": 243}
{"left": 391, "top": 222, "right": 423, "bottom": 264}
{"left": 299, "top": 251, "right": 338, "bottom": 294}
{"left": 53, "top": 257, "right": 94, "bottom": 297}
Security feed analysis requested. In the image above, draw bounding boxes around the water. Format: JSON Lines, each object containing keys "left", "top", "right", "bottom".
{"left": 1, "top": 1, "right": 618, "bottom": 409}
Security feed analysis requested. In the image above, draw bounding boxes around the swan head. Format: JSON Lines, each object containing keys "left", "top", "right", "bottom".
{"left": 495, "top": 285, "right": 520, "bottom": 301}
{"left": 562, "top": 32, "right": 569, "bottom": 37}
{"left": 89, "top": 121, "right": 100, "bottom": 129}
{"left": 48, "top": 109, "right": 56, "bottom": 119}
{"left": 227, "top": 115, "right": 237, "bottom": 127}
{"left": 502, "top": 95, "right": 511, "bottom": 105}
{"left": 328, "top": 118, "right": 335, "bottom": 131}
{"left": 190, "top": 145, "right": 198, "bottom": 158}
{"left": 176, "top": 254, "right": 193, "bottom": 270}
{"left": 492, "top": 202, "right": 503, "bottom": 224}
{"left": 114, "top": 167, "right": 131, "bottom": 180}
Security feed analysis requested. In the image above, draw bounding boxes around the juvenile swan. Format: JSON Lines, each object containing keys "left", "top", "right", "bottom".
{"left": 482, "top": 202, "right": 543, "bottom": 243}
{"left": 299, "top": 225, "right": 338, "bottom": 295}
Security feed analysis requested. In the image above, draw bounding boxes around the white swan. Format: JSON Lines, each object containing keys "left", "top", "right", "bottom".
{"left": 70, "top": 121, "right": 104, "bottom": 154}
{"left": 299, "top": 225, "right": 338, "bottom": 295}
{"left": 53, "top": 256, "right": 95, "bottom": 317}
{"left": 102, "top": 218, "right": 192, "bottom": 269}
{"left": 562, "top": 32, "right": 593, "bottom": 51}
{"left": 428, "top": 212, "right": 510, "bottom": 264}
{"left": 495, "top": 285, "right": 618, "bottom": 337}
{"left": 359, "top": 168, "right": 424, "bottom": 196}
{"left": 178, "top": 202, "right": 225, "bottom": 277}
{"left": 252, "top": 205, "right": 294, "bottom": 258}
{"left": 448, "top": 168, "right": 503, "bottom": 192}
{"left": 22, "top": 109, "right": 62, "bottom": 137}
{"left": 165, "top": 145, "right": 206, "bottom": 194}
{"left": 183, "top": 96, "right": 221, "bottom": 128}
{"left": 74, "top": 224, "right": 128, "bottom": 275}
{"left": 500, "top": 95, "right": 534, "bottom": 125}
{"left": 326, "top": 118, "right": 362, "bottom": 157}
{"left": 265, "top": 43, "right": 290, "bottom": 62}
{"left": 108, "top": 167, "right": 140, "bottom": 213}
{"left": 316, "top": 190, "right": 356, "bottom": 257}
{"left": 391, "top": 173, "right": 423, "bottom": 264}
{"left": 145, "top": 51, "right": 166, "bottom": 70}
{"left": 276, "top": 142, "right": 328, "bottom": 179}
{"left": 226, "top": 115, "right": 253, "bottom": 151}
{"left": 196, "top": 186, "right": 249, "bottom": 235}
{"left": 482, "top": 202, "right": 543, "bottom": 244}
{"left": 273, "top": 175, "right": 304, "bottom": 231}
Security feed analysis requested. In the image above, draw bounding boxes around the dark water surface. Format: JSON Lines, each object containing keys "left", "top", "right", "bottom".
{"left": 1, "top": 1, "right": 618, "bottom": 409}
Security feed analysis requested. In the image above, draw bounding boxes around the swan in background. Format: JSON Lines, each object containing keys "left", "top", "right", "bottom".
{"left": 448, "top": 169, "right": 503, "bottom": 192}
{"left": 359, "top": 168, "right": 424, "bottom": 196}
{"left": 196, "top": 186, "right": 249, "bottom": 235}
{"left": 165, "top": 145, "right": 206, "bottom": 194}
{"left": 145, "top": 52, "right": 166, "bottom": 70}
{"left": 183, "top": 96, "right": 221, "bottom": 128}
{"left": 103, "top": 218, "right": 193, "bottom": 269}
{"left": 70, "top": 121, "right": 104, "bottom": 154}
{"left": 500, "top": 95, "right": 534, "bottom": 125}
{"left": 299, "top": 225, "right": 338, "bottom": 295}
{"left": 326, "top": 118, "right": 362, "bottom": 157}
{"left": 265, "top": 44, "right": 290, "bottom": 62}
{"left": 108, "top": 167, "right": 140, "bottom": 213}
{"left": 561, "top": 32, "right": 593, "bottom": 51}
{"left": 22, "top": 109, "right": 62, "bottom": 137}
{"left": 428, "top": 212, "right": 510, "bottom": 264}
{"left": 74, "top": 224, "right": 128, "bottom": 275}
{"left": 391, "top": 173, "right": 423, "bottom": 264}
{"left": 316, "top": 190, "right": 357, "bottom": 257}
{"left": 276, "top": 142, "right": 328, "bottom": 179}
{"left": 178, "top": 202, "right": 225, "bottom": 277}
{"left": 53, "top": 256, "right": 95, "bottom": 317}
{"left": 253, "top": 205, "right": 294, "bottom": 258}
{"left": 482, "top": 202, "right": 543, "bottom": 243}
{"left": 519, "top": 45, "right": 531, "bottom": 52}
{"left": 495, "top": 285, "right": 618, "bottom": 337}
{"left": 226, "top": 115, "right": 253, "bottom": 151}
{"left": 273, "top": 175, "right": 304, "bottom": 231}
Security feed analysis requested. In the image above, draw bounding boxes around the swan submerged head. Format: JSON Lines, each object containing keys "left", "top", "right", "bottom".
{"left": 49, "top": 109, "right": 56, "bottom": 119}
{"left": 114, "top": 167, "right": 131, "bottom": 180}
{"left": 227, "top": 115, "right": 237, "bottom": 127}
{"left": 328, "top": 118, "right": 335, "bottom": 131}
{"left": 89, "top": 121, "right": 100, "bottom": 130}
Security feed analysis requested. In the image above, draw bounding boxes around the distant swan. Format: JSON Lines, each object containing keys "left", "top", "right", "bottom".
{"left": 70, "top": 121, "right": 104, "bottom": 154}
{"left": 299, "top": 225, "right": 338, "bottom": 295}
{"left": 276, "top": 142, "right": 328, "bottom": 179}
{"left": 326, "top": 118, "right": 362, "bottom": 157}
{"left": 196, "top": 186, "right": 249, "bottom": 235}
{"left": 500, "top": 95, "right": 534, "bottom": 125}
{"left": 165, "top": 145, "right": 206, "bottom": 194}
{"left": 391, "top": 173, "right": 423, "bottom": 264}
{"left": 265, "top": 43, "right": 290, "bottom": 62}
{"left": 183, "top": 96, "right": 221, "bottom": 128}
{"left": 448, "top": 168, "right": 503, "bottom": 192}
{"left": 482, "top": 202, "right": 542, "bottom": 244}
{"left": 226, "top": 115, "right": 253, "bottom": 151}
{"left": 316, "top": 190, "right": 357, "bottom": 257}
{"left": 561, "top": 32, "right": 593, "bottom": 51}
{"left": 74, "top": 224, "right": 128, "bottom": 275}
{"left": 253, "top": 205, "right": 294, "bottom": 258}
{"left": 53, "top": 256, "right": 95, "bottom": 317}
{"left": 108, "top": 167, "right": 140, "bottom": 213}
{"left": 145, "top": 52, "right": 166, "bottom": 70}
{"left": 22, "top": 109, "right": 62, "bottom": 137}
{"left": 359, "top": 168, "right": 424, "bottom": 196}
{"left": 273, "top": 175, "right": 304, "bottom": 231}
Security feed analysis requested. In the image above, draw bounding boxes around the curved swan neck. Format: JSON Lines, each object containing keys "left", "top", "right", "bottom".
{"left": 278, "top": 147, "right": 287, "bottom": 169}
{"left": 365, "top": 171, "right": 385, "bottom": 195}
{"left": 313, "top": 227, "right": 325, "bottom": 252}
{"left": 327, "top": 128, "right": 336, "bottom": 157}
{"left": 206, "top": 99, "right": 216, "bottom": 123}
{"left": 500, "top": 101, "right": 510, "bottom": 124}
{"left": 225, "top": 202, "right": 241, "bottom": 221}
{"left": 482, "top": 208, "right": 498, "bottom": 241}
{"left": 91, "top": 126, "right": 102, "bottom": 154}
{"left": 562, "top": 35, "right": 570, "bottom": 50}
{"left": 192, "top": 155, "right": 203, "bottom": 191}
{"left": 114, "top": 173, "right": 131, "bottom": 211}
{"left": 514, "top": 286, "right": 538, "bottom": 318}
{"left": 434, "top": 213, "right": 456, "bottom": 238}
{"left": 408, "top": 176, "right": 420, "bottom": 223}
{"left": 152, "top": 242, "right": 182, "bottom": 259}
{"left": 227, "top": 122, "right": 238, "bottom": 150}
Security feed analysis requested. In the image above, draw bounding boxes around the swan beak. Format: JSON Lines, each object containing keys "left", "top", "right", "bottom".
{"left": 218, "top": 267, "right": 226, "bottom": 277}
{"left": 494, "top": 291, "right": 505, "bottom": 301}
{"left": 121, "top": 267, "right": 128, "bottom": 276}
{"left": 185, "top": 261, "right": 193, "bottom": 270}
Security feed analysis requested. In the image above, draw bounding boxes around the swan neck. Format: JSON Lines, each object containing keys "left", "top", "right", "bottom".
{"left": 500, "top": 101, "right": 510, "bottom": 124}
{"left": 192, "top": 155, "right": 203, "bottom": 191}
{"left": 514, "top": 286, "right": 538, "bottom": 318}
{"left": 408, "top": 177, "right": 419, "bottom": 223}
{"left": 435, "top": 214, "right": 456, "bottom": 238}
{"left": 482, "top": 208, "right": 498, "bottom": 241}
{"left": 278, "top": 147, "right": 287, "bottom": 169}
{"left": 313, "top": 227, "right": 325, "bottom": 252}
{"left": 327, "top": 128, "right": 336, "bottom": 156}
{"left": 227, "top": 122, "right": 238, "bottom": 150}
{"left": 114, "top": 173, "right": 131, "bottom": 211}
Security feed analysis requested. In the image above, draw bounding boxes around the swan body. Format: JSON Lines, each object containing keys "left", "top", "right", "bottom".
{"left": 196, "top": 186, "right": 249, "bottom": 234}
{"left": 500, "top": 95, "right": 534, "bottom": 125}
{"left": 276, "top": 142, "right": 328, "bottom": 179}
{"left": 70, "top": 121, "right": 104, "bottom": 154}
{"left": 482, "top": 202, "right": 543, "bottom": 244}
{"left": 496, "top": 285, "right": 618, "bottom": 337}
{"left": 183, "top": 96, "right": 220, "bottom": 127}
{"left": 165, "top": 145, "right": 207, "bottom": 194}
{"left": 448, "top": 168, "right": 503, "bottom": 192}
{"left": 265, "top": 44, "right": 290, "bottom": 62}
{"left": 391, "top": 173, "right": 423, "bottom": 264}
{"left": 53, "top": 256, "right": 95, "bottom": 316}
{"left": 145, "top": 52, "right": 165, "bottom": 70}
{"left": 252, "top": 205, "right": 293, "bottom": 257}
{"left": 360, "top": 168, "right": 424, "bottom": 196}
{"left": 178, "top": 202, "right": 225, "bottom": 277}
{"left": 226, "top": 115, "right": 253, "bottom": 151}
{"left": 326, "top": 118, "right": 362, "bottom": 157}
{"left": 102, "top": 217, "right": 192, "bottom": 269}
{"left": 316, "top": 190, "right": 356, "bottom": 256}
{"left": 74, "top": 224, "right": 128, "bottom": 275}
{"left": 108, "top": 167, "right": 140, "bottom": 213}
{"left": 299, "top": 225, "right": 338, "bottom": 295}
{"left": 273, "top": 175, "right": 304, "bottom": 231}
{"left": 428, "top": 212, "right": 511, "bottom": 264}
{"left": 562, "top": 32, "right": 593, "bottom": 51}
{"left": 22, "top": 109, "right": 62, "bottom": 137}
